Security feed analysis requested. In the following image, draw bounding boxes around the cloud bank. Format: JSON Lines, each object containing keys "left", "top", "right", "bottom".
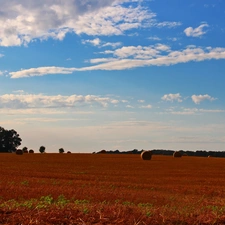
{"left": 0, "top": 93, "right": 121, "bottom": 109}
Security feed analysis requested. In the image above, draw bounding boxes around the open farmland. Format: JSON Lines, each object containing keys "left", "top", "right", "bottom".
{"left": 1, "top": 153, "right": 225, "bottom": 224}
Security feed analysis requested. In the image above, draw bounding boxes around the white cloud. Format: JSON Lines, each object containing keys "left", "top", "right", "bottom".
{"left": 161, "top": 93, "right": 182, "bottom": 102}
{"left": 10, "top": 46, "right": 225, "bottom": 78}
{"left": 0, "top": 70, "right": 8, "bottom": 76}
{"left": 102, "top": 42, "right": 122, "bottom": 48}
{"left": 170, "top": 111, "right": 196, "bottom": 115}
{"left": 10, "top": 67, "right": 77, "bottom": 78}
{"left": 139, "top": 104, "right": 152, "bottom": 109}
{"left": 184, "top": 23, "right": 209, "bottom": 37}
{"left": 110, "top": 44, "right": 171, "bottom": 59}
{"left": 0, "top": 93, "right": 122, "bottom": 109}
{"left": 167, "top": 37, "right": 178, "bottom": 42}
{"left": 199, "top": 109, "right": 224, "bottom": 113}
{"left": 82, "top": 38, "right": 122, "bottom": 48}
{"left": 148, "top": 36, "right": 161, "bottom": 41}
{"left": 167, "top": 107, "right": 225, "bottom": 115}
{"left": 82, "top": 38, "right": 101, "bottom": 46}
{"left": 0, "top": 54, "right": 4, "bottom": 58}
{"left": 0, "top": 0, "right": 118, "bottom": 46}
{"left": 0, "top": 1, "right": 181, "bottom": 47}
{"left": 155, "top": 21, "right": 182, "bottom": 28}
{"left": 138, "top": 100, "right": 145, "bottom": 103}
{"left": 89, "top": 58, "right": 117, "bottom": 64}
{"left": 126, "top": 105, "right": 134, "bottom": 108}
{"left": 191, "top": 94, "right": 216, "bottom": 104}
{"left": 13, "top": 90, "right": 25, "bottom": 94}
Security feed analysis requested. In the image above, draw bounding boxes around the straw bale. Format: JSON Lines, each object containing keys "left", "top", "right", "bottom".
{"left": 173, "top": 151, "right": 182, "bottom": 158}
{"left": 141, "top": 150, "right": 152, "bottom": 160}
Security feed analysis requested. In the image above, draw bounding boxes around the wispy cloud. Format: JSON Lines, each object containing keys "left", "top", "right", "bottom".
{"left": 139, "top": 104, "right": 152, "bottom": 109}
{"left": 102, "top": 42, "right": 122, "bottom": 48}
{"left": 82, "top": 38, "right": 101, "bottom": 46}
{"left": 161, "top": 93, "right": 182, "bottom": 102}
{"left": 155, "top": 21, "right": 182, "bottom": 28}
{"left": 82, "top": 38, "right": 122, "bottom": 48}
{"left": 184, "top": 23, "right": 209, "bottom": 37}
{"left": 0, "top": 93, "right": 122, "bottom": 109}
{"left": 9, "top": 45, "right": 225, "bottom": 78}
{"left": 191, "top": 94, "right": 216, "bottom": 104}
{"left": 126, "top": 105, "right": 134, "bottom": 108}
{"left": 0, "top": 54, "right": 4, "bottom": 58}
{"left": 148, "top": 36, "right": 161, "bottom": 41}
{"left": 167, "top": 107, "right": 224, "bottom": 115}
{"left": 0, "top": 70, "right": 8, "bottom": 76}
{"left": 10, "top": 67, "right": 76, "bottom": 78}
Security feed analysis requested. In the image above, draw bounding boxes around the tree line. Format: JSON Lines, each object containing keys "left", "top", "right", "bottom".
{"left": 0, "top": 126, "right": 68, "bottom": 153}
{"left": 1, "top": 125, "right": 224, "bottom": 156}
{"left": 103, "top": 149, "right": 225, "bottom": 158}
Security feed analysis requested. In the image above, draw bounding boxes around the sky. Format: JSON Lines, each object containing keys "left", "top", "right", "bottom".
{"left": 0, "top": 0, "right": 225, "bottom": 153}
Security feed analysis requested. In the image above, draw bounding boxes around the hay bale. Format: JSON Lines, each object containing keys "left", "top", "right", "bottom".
{"left": 29, "top": 149, "right": 34, "bottom": 153}
{"left": 173, "top": 151, "right": 182, "bottom": 158}
{"left": 16, "top": 149, "right": 23, "bottom": 155}
{"left": 67, "top": 151, "right": 71, "bottom": 154}
{"left": 141, "top": 150, "right": 152, "bottom": 160}
{"left": 23, "top": 149, "right": 28, "bottom": 153}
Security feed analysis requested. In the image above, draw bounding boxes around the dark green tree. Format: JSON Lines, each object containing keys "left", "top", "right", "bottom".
{"left": 39, "top": 146, "right": 46, "bottom": 153}
{"left": 59, "top": 148, "right": 64, "bottom": 153}
{"left": 0, "top": 126, "right": 22, "bottom": 153}
{"left": 22, "top": 146, "right": 28, "bottom": 153}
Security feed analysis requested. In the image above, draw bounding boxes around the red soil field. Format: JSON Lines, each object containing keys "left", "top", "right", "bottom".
{"left": 1, "top": 153, "right": 225, "bottom": 224}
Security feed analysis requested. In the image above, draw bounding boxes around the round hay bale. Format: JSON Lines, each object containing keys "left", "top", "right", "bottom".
{"left": 23, "top": 149, "right": 28, "bottom": 153}
{"left": 141, "top": 150, "right": 152, "bottom": 160}
{"left": 29, "top": 149, "right": 34, "bottom": 153}
{"left": 67, "top": 151, "right": 71, "bottom": 154}
{"left": 16, "top": 149, "right": 23, "bottom": 155}
{"left": 173, "top": 151, "right": 182, "bottom": 158}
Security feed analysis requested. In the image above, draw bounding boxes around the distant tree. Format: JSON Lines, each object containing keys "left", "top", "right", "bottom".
{"left": 0, "top": 126, "right": 22, "bottom": 153}
{"left": 22, "top": 146, "right": 28, "bottom": 153}
{"left": 39, "top": 146, "right": 46, "bottom": 153}
{"left": 59, "top": 148, "right": 64, "bottom": 153}
{"left": 29, "top": 149, "right": 34, "bottom": 153}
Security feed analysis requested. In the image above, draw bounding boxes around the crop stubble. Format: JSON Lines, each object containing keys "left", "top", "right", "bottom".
{"left": 0, "top": 153, "right": 225, "bottom": 224}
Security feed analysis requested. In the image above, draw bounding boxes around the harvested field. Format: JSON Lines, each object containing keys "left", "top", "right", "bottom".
{"left": 0, "top": 153, "right": 225, "bottom": 224}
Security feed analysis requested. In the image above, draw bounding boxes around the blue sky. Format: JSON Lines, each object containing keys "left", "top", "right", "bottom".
{"left": 0, "top": 0, "right": 225, "bottom": 153}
